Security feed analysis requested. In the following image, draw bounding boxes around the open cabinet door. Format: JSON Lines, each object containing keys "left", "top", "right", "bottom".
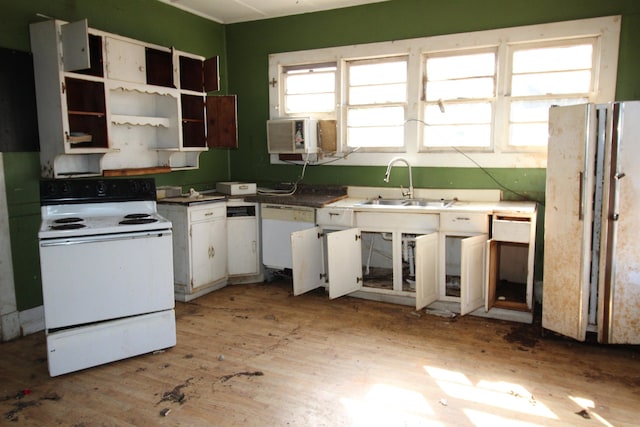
{"left": 415, "top": 233, "right": 439, "bottom": 310}
{"left": 543, "top": 104, "right": 595, "bottom": 341}
{"left": 460, "top": 234, "right": 487, "bottom": 315}
{"left": 327, "top": 228, "right": 362, "bottom": 299}
{"left": 291, "top": 227, "right": 324, "bottom": 296}
{"left": 61, "top": 20, "right": 90, "bottom": 72}
{"left": 206, "top": 95, "right": 237, "bottom": 148}
{"left": 485, "top": 239, "right": 498, "bottom": 311}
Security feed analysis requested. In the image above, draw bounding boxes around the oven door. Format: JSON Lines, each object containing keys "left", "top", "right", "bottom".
{"left": 39, "top": 230, "right": 174, "bottom": 330}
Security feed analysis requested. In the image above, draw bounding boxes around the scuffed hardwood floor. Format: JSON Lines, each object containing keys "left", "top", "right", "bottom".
{"left": 1, "top": 281, "right": 639, "bottom": 426}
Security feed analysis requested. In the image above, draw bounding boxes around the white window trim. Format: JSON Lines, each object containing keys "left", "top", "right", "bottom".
{"left": 267, "top": 15, "right": 620, "bottom": 168}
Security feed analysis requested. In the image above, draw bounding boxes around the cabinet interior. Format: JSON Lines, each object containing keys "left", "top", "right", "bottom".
{"left": 444, "top": 235, "right": 463, "bottom": 298}
{"left": 489, "top": 241, "right": 529, "bottom": 310}
{"left": 360, "top": 232, "right": 394, "bottom": 291}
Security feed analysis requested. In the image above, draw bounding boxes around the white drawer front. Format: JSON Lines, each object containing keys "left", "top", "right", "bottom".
{"left": 316, "top": 208, "right": 354, "bottom": 227}
{"left": 493, "top": 219, "right": 531, "bottom": 243}
{"left": 356, "top": 212, "right": 438, "bottom": 232}
{"left": 190, "top": 205, "right": 226, "bottom": 222}
{"left": 439, "top": 212, "right": 488, "bottom": 232}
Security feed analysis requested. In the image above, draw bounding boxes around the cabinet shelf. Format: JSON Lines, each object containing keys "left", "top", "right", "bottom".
{"left": 68, "top": 110, "right": 105, "bottom": 117}
{"left": 111, "top": 114, "right": 170, "bottom": 127}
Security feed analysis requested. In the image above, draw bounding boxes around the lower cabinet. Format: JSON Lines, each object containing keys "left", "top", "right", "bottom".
{"left": 226, "top": 200, "right": 263, "bottom": 284}
{"left": 291, "top": 211, "right": 440, "bottom": 309}
{"left": 158, "top": 201, "right": 228, "bottom": 301}
{"left": 289, "top": 205, "right": 537, "bottom": 323}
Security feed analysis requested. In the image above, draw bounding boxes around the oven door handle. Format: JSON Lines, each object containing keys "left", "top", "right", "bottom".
{"left": 40, "top": 230, "right": 172, "bottom": 247}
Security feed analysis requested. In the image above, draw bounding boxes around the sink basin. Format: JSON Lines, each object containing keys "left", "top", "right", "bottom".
{"left": 359, "top": 199, "right": 407, "bottom": 206}
{"left": 356, "top": 198, "right": 455, "bottom": 208}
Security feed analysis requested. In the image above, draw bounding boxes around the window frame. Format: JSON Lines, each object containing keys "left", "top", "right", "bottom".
{"left": 267, "top": 15, "right": 620, "bottom": 168}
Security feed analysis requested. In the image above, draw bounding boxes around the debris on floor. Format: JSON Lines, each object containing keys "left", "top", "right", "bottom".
{"left": 575, "top": 409, "right": 591, "bottom": 419}
{"left": 158, "top": 378, "right": 193, "bottom": 405}
{"left": 424, "top": 307, "right": 457, "bottom": 319}
{"left": 160, "top": 407, "right": 172, "bottom": 417}
{"left": 219, "top": 371, "right": 264, "bottom": 383}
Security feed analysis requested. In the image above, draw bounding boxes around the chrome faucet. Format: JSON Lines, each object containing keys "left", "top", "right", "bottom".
{"left": 384, "top": 157, "right": 413, "bottom": 199}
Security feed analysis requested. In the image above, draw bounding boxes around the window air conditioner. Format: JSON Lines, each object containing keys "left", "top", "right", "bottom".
{"left": 267, "top": 118, "right": 318, "bottom": 154}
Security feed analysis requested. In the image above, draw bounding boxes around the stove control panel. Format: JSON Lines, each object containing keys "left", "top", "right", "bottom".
{"left": 40, "top": 178, "right": 157, "bottom": 205}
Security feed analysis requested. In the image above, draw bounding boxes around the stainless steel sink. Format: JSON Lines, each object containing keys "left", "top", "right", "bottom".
{"left": 356, "top": 198, "right": 456, "bottom": 208}
{"left": 359, "top": 199, "right": 408, "bottom": 206}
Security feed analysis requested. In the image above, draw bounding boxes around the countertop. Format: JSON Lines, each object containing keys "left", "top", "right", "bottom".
{"left": 158, "top": 194, "right": 226, "bottom": 206}
{"left": 244, "top": 184, "right": 348, "bottom": 208}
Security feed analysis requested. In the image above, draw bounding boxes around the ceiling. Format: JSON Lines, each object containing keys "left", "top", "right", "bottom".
{"left": 156, "top": 0, "right": 389, "bottom": 24}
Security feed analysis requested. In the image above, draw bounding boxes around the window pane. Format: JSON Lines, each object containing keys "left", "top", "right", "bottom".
{"left": 512, "top": 70, "right": 591, "bottom": 96}
{"left": 510, "top": 98, "right": 587, "bottom": 122}
{"left": 349, "top": 60, "right": 407, "bottom": 85}
{"left": 350, "top": 83, "right": 407, "bottom": 104}
{"left": 424, "top": 124, "right": 491, "bottom": 147}
{"left": 426, "top": 77, "right": 494, "bottom": 100}
{"left": 348, "top": 106, "right": 404, "bottom": 126}
{"left": 425, "top": 102, "right": 491, "bottom": 125}
{"left": 285, "top": 93, "right": 335, "bottom": 113}
{"left": 282, "top": 63, "right": 336, "bottom": 114}
{"left": 513, "top": 44, "right": 593, "bottom": 73}
{"left": 286, "top": 72, "right": 334, "bottom": 94}
{"left": 427, "top": 53, "right": 495, "bottom": 80}
{"left": 509, "top": 123, "right": 549, "bottom": 147}
{"left": 348, "top": 126, "right": 404, "bottom": 147}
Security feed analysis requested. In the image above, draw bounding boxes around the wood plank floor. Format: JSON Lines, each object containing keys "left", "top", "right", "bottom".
{"left": 1, "top": 281, "right": 639, "bottom": 426}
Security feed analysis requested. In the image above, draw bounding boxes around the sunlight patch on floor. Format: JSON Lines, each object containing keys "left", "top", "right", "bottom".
{"left": 424, "top": 365, "right": 557, "bottom": 421}
{"left": 341, "top": 383, "right": 443, "bottom": 426}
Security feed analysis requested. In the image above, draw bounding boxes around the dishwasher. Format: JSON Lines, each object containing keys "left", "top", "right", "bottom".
{"left": 261, "top": 204, "right": 316, "bottom": 270}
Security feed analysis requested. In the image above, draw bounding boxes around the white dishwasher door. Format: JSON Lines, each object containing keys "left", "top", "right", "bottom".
{"left": 261, "top": 204, "right": 315, "bottom": 269}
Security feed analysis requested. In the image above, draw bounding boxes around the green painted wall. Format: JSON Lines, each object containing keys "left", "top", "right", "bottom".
{"left": 224, "top": 0, "right": 640, "bottom": 283}
{"left": 225, "top": 0, "right": 640, "bottom": 188}
{"left": 0, "top": 0, "right": 228, "bottom": 310}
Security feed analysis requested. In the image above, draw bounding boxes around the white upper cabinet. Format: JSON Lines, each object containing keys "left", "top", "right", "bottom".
{"left": 30, "top": 19, "right": 223, "bottom": 178}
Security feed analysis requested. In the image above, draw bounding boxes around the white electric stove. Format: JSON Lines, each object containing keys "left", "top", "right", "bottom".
{"left": 38, "top": 178, "right": 176, "bottom": 376}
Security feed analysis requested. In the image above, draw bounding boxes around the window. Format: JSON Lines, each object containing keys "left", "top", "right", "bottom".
{"left": 507, "top": 41, "right": 595, "bottom": 148}
{"left": 346, "top": 57, "right": 408, "bottom": 149}
{"left": 267, "top": 16, "right": 620, "bottom": 167}
{"left": 281, "top": 63, "right": 336, "bottom": 115}
{"left": 423, "top": 50, "right": 496, "bottom": 149}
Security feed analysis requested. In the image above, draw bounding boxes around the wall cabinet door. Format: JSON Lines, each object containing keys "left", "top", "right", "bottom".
{"left": 207, "top": 95, "right": 238, "bottom": 148}
{"left": 61, "top": 20, "right": 90, "bottom": 72}
{"left": 105, "top": 37, "right": 146, "bottom": 84}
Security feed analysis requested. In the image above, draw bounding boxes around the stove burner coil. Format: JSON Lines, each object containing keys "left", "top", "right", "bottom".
{"left": 124, "top": 213, "right": 151, "bottom": 219}
{"left": 54, "top": 217, "right": 84, "bottom": 224}
{"left": 50, "top": 223, "right": 87, "bottom": 230}
{"left": 119, "top": 218, "right": 158, "bottom": 225}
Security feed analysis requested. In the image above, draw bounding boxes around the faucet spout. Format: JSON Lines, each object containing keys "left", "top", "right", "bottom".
{"left": 384, "top": 157, "right": 413, "bottom": 199}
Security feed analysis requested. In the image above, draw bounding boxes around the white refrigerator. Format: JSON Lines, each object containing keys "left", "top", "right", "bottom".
{"left": 543, "top": 101, "right": 640, "bottom": 344}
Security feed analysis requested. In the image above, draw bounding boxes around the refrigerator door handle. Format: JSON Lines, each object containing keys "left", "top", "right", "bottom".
{"left": 579, "top": 171, "right": 584, "bottom": 220}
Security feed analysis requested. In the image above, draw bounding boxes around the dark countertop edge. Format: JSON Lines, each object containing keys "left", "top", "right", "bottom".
{"left": 244, "top": 193, "right": 348, "bottom": 208}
